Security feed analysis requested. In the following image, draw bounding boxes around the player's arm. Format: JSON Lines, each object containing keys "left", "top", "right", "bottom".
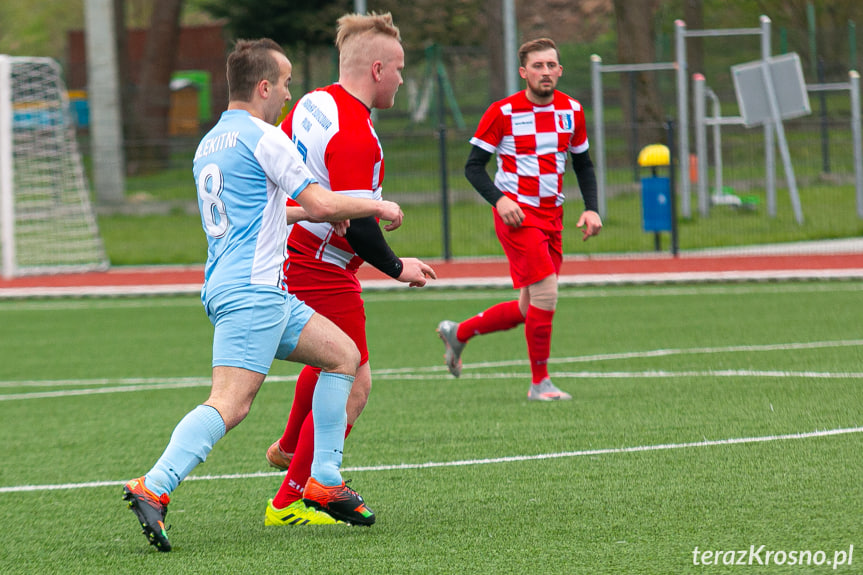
{"left": 285, "top": 200, "right": 349, "bottom": 235}
{"left": 256, "top": 127, "right": 397, "bottom": 227}
{"left": 570, "top": 149, "right": 599, "bottom": 213}
{"left": 344, "top": 217, "right": 402, "bottom": 278}
{"left": 570, "top": 150, "right": 602, "bottom": 240}
{"left": 464, "top": 145, "right": 503, "bottom": 206}
{"left": 465, "top": 145, "right": 524, "bottom": 228}
{"left": 285, "top": 203, "right": 308, "bottom": 225}
{"left": 295, "top": 182, "right": 403, "bottom": 229}
{"left": 344, "top": 217, "right": 436, "bottom": 286}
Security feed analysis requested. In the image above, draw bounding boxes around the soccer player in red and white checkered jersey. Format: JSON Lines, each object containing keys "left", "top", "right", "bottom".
{"left": 437, "top": 37, "right": 602, "bottom": 401}
{"left": 263, "top": 12, "right": 436, "bottom": 525}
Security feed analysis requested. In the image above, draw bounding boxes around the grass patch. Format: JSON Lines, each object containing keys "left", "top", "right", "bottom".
{"left": 0, "top": 283, "right": 861, "bottom": 573}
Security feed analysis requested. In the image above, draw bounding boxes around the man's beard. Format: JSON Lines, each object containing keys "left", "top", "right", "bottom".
{"left": 529, "top": 84, "right": 554, "bottom": 99}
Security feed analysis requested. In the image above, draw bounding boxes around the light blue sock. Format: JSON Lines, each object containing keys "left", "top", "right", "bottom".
{"left": 144, "top": 404, "right": 226, "bottom": 496}
{"left": 310, "top": 372, "right": 353, "bottom": 486}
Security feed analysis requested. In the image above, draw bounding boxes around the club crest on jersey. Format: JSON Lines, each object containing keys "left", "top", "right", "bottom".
{"left": 556, "top": 111, "right": 574, "bottom": 131}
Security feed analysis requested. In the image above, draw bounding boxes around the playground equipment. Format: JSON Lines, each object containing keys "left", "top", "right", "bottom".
{"left": 592, "top": 16, "right": 787, "bottom": 221}
{"left": 693, "top": 64, "right": 863, "bottom": 222}
{"left": 590, "top": 55, "right": 677, "bottom": 218}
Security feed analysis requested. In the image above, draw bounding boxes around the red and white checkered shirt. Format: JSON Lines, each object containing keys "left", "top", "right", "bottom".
{"left": 470, "top": 89, "right": 588, "bottom": 230}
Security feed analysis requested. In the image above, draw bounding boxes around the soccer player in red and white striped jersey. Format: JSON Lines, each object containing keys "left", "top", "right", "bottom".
{"left": 263, "top": 12, "right": 435, "bottom": 526}
{"left": 437, "top": 37, "right": 602, "bottom": 401}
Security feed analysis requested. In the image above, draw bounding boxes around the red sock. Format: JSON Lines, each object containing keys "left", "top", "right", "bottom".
{"left": 278, "top": 366, "right": 320, "bottom": 454}
{"left": 525, "top": 305, "right": 555, "bottom": 383}
{"left": 272, "top": 417, "right": 353, "bottom": 509}
{"left": 456, "top": 300, "right": 524, "bottom": 342}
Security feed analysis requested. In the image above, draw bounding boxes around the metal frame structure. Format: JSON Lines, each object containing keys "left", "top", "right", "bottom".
{"left": 0, "top": 56, "right": 15, "bottom": 278}
{"left": 590, "top": 56, "right": 677, "bottom": 218}
{"left": 591, "top": 17, "right": 777, "bottom": 221}
{"left": 693, "top": 70, "right": 862, "bottom": 222}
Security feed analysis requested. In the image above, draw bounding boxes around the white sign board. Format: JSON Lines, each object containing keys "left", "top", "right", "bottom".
{"left": 732, "top": 52, "right": 811, "bottom": 127}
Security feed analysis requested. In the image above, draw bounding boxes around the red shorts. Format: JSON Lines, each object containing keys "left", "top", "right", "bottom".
{"left": 286, "top": 258, "right": 369, "bottom": 364}
{"left": 493, "top": 211, "right": 562, "bottom": 289}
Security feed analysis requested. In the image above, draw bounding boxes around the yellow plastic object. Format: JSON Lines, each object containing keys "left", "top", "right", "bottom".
{"left": 637, "top": 144, "right": 670, "bottom": 167}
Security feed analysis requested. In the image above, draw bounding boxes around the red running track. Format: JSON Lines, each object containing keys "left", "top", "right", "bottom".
{"left": 1, "top": 251, "right": 863, "bottom": 297}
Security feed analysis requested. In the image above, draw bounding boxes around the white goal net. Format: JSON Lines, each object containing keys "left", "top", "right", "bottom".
{"left": 0, "top": 55, "right": 108, "bottom": 278}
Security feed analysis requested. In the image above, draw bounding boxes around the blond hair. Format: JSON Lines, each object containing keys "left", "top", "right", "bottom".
{"left": 336, "top": 12, "right": 401, "bottom": 70}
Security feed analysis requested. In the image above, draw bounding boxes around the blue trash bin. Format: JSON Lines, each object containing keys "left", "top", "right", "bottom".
{"left": 641, "top": 176, "right": 672, "bottom": 233}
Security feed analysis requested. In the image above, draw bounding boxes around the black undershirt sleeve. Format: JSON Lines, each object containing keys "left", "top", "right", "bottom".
{"left": 571, "top": 149, "right": 599, "bottom": 213}
{"left": 466, "top": 144, "right": 597, "bottom": 213}
{"left": 464, "top": 145, "right": 504, "bottom": 207}
{"left": 343, "top": 216, "right": 403, "bottom": 279}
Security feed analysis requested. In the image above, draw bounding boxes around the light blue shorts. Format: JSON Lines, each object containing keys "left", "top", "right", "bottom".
{"left": 205, "top": 286, "right": 315, "bottom": 374}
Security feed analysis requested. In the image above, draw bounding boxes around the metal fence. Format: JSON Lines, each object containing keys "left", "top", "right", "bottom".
{"left": 377, "top": 38, "right": 863, "bottom": 260}
{"left": 90, "top": 29, "right": 863, "bottom": 260}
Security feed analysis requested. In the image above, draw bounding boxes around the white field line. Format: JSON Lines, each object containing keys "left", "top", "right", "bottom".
{"left": 373, "top": 338, "right": 863, "bottom": 375}
{"left": 2, "top": 426, "right": 861, "bottom": 494}
{"left": 373, "top": 370, "right": 863, "bottom": 381}
{"left": 2, "top": 368, "right": 859, "bottom": 400}
{"left": 2, "top": 339, "right": 862, "bottom": 400}
{"left": 0, "top": 375, "right": 298, "bottom": 400}
{"left": 363, "top": 281, "right": 863, "bottom": 302}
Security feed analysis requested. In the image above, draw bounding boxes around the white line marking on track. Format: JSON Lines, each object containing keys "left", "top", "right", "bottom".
{"left": 0, "top": 297, "right": 200, "bottom": 312}
{"left": 2, "top": 426, "right": 860, "bottom": 494}
{"left": 2, "top": 281, "right": 859, "bottom": 310}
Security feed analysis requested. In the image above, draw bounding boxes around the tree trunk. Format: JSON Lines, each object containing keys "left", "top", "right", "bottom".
{"left": 486, "top": 0, "right": 506, "bottom": 103}
{"left": 114, "top": 0, "right": 133, "bottom": 154}
{"left": 612, "top": 0, "right": 665, "bottom": 152}
{"left": 128, "top": 0, "right": 184, "bottom": 174}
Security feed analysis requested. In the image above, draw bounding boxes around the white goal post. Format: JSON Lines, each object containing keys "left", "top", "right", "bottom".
{"left": 0, "top": 55, "right": 108, "bottom": 279}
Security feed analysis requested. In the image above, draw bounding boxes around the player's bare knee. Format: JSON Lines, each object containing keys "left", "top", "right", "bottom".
{"left": 327, "top": 339, "right": 361, "bottom": 375}
{"left": 345, "top": 343, "right": 362, "bottom": 373}
{"left": 204, "top": 399, "right": 249, "bottom": 432}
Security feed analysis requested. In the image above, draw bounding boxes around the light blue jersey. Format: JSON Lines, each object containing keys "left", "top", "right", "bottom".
{"left": 193, "top": 109, "right": 315, "bottom": 303}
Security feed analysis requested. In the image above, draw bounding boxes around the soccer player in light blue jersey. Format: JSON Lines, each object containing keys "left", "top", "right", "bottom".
{"left": 122, "top": 39, "right": 403, "bottom": 551}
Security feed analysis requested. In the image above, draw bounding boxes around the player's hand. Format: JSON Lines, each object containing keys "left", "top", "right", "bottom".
{"left": 378, "top": 200, "right": 404, "bottom": 231}
{"left": 398, "top": 257, "right": 437, "bottom": 288}
{"left": 331, "top": 220, "right": 350, "bottom": 236}
{"left": 577, "top": 210, "right": 602, "bottom": 241}
{"left": 496, "top": 196, "right": 524, "bottom": 227}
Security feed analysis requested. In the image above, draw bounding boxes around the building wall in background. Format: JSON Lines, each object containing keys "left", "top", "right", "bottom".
{"left": 66, "top": 24, "right": 228, "bottom": 126}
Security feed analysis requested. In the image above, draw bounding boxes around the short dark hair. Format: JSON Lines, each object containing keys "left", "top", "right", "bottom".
{"left": 226, "top": 38, "right": 285, "bottom": 102}
{"left": 518, "top": 37, "right": 560, "bottom": 67}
